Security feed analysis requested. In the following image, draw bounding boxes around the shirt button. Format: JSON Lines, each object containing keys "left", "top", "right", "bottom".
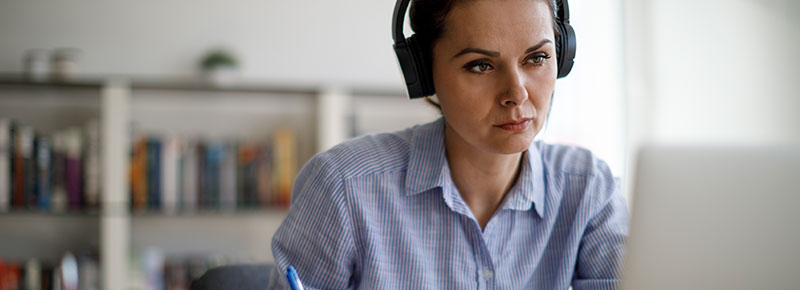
{"left": 482, "top": 269, "right": 494, "bottom": 280}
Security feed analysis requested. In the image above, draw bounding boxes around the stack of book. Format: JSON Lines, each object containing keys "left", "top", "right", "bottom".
{"left": 129, "top": 127, "right": 297, "bottom": 212}
{"left": 0, "top": 251, "right": 99, "bottom": 290}
{"left": 0, "top": 118, "right": 101, "bottom": 212}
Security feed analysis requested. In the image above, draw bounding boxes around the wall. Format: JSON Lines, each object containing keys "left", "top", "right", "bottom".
{"left": 0, "top": 0, "right": 403, "bottom": 88}
{"left": 626, "top": 0, "right": 800, "bottom": 147}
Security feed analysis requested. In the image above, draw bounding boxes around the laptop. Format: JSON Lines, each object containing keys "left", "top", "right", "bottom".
{"left": 621, "top": 145, "right": 800, "bottom": 290}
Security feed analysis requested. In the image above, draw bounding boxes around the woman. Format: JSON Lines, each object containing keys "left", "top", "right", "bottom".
{"left": 268, "top": 0, "right": 628, "bottom": 289}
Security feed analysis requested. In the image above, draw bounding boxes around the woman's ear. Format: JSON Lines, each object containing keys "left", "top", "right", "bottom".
{"left": 425, "top": 95, "right": 443, "bottom": 114}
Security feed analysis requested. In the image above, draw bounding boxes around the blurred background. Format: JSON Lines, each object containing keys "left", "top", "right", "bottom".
{"left": 0, "top": 0, "right": 797, "bottom": 289}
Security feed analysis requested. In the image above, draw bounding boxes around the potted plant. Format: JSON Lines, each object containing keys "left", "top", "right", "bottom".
{"left": 199, "top": 48, "right": 239, "bottom": 86}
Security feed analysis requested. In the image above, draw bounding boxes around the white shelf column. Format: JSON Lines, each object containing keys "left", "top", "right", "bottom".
{"left": 100, "top": 79, "right": 131, "bottom": 290}
{"left": 316, "top": 87, "right": 351, "bottom": 152}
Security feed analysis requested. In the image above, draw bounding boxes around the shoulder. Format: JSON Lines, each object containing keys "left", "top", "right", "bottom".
{"left": 534, "top": 141, "right": 619, "bottom": 202}
{"left": 535, "top": 141, "right": 613, "bottom": 178}
{"left": 305, "top": 125, "right": 418, "bottom": 180}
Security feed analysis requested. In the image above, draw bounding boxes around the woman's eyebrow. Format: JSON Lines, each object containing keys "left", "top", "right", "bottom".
{"left": 524, "top": 39, "right": 553, "bottom": 54}
{"left": 453, "top": 48, "right": 500, "bottom": 59}
{"left": 453, "top": 39, "right": 554, "bottom": 59}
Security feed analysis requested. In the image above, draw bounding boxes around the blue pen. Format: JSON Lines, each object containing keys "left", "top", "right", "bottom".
{"left": 286, "top": 266, "right": 305, "bottom": 290}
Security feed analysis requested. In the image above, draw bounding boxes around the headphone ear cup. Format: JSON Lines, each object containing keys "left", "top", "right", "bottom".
{"left": 556, "top": 21, "right": 576, "bottom": 78}
{"left": 406, "top": 35, "right": 436, "bottom": 98}
{"left": 393, "top": 35, "right": 436, "bottom": 99}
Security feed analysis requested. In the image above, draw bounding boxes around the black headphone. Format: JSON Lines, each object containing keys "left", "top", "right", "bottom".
{"left": 392, "top": 0, "right": 577, "bottom": 99}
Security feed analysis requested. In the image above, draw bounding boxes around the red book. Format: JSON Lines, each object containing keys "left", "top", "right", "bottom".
{"left": 13, "top": 126, "right": 33, "bottom": 209}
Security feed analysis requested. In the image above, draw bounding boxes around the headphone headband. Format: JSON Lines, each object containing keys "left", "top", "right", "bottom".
{"left": 392, "top": 0, "right": 410, "bottom": 43}
{"left": 556, "top": 0, "right": 570, "bottom": 24}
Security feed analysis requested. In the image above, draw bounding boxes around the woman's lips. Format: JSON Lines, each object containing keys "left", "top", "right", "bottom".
{"left": 493, "top": 119, "right": 531, "bottom": 131}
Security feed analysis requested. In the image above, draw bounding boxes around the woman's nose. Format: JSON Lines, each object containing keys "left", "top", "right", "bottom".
{"left": 499, "top": 68, "right": 528, "bottom": 107}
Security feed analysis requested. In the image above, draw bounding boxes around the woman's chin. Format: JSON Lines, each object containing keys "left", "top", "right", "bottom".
{"left": 486, "top": 135, "right": 534, "bottom": 155}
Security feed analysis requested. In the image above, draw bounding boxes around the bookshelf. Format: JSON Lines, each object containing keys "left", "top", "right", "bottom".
{"left": 0, "top": 74, "right": 436, "bottom": 289}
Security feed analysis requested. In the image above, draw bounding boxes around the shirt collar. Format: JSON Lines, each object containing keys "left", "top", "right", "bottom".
{"left": 499, "top": 143, "right": 546, "bottom": 216}
{"left": 405, "top": 118, "right": 449, "bottom": 195}
{"left": 405, "top": 117, "right": 546, "bottom": 217}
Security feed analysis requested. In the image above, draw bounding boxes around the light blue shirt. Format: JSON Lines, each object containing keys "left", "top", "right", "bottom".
{"left": 267, "top": 118, "right": 628, "bottom": 290}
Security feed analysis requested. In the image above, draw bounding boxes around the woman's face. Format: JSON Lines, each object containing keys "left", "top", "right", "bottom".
{"left": 432, "top": 0, "right": 557, "bottom": 155}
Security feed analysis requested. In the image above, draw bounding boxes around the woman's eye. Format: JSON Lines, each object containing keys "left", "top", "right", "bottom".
{"left": 465, "top": 61, "right": 493, "bottom": 73}
{"left": 526, "top": 53, "right": 550, "bottom": 66}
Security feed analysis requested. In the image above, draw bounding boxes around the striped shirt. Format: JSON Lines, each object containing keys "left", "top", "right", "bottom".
{"left": 267, "top": 117, "right": 628, "bottom": 290}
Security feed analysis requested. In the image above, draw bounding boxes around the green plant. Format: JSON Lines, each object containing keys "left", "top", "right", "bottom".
{"left": 200, "top": 49, "right": 238, "bottom": 70}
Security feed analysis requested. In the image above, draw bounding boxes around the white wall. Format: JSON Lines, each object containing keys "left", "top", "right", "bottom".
{"left": 0, "top": 0, "right": 404, "bottom": 88}
{"left": 540, "top": 0, "right": 627, "bottom": 175}
{"left": 626, "top": 0, "right": 800, "bottom": 147}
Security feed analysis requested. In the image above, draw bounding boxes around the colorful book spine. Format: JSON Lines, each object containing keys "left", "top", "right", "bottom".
{"left": 24, "top": 259, "right": 41, "bottom": 290}
{"left": 36, "top": 135, "right": 51, "bottom": 210}
{"left": 195, "top": 142, "right": 206, "bottom": 208}
{"left": 13, "top": 125, "right": 33, "bottom": 209}
{"left": 23, "top": 127, "right": 36, "bottom": 209}
{"left": 2, "top": 261, "right": 22, "bottom": 290}
{"left": 273, "top": 127, "right": 296, "bottom": 207}
{"left": 146, "top": 138, "right": 162, "bottom": 210}
{"left": 127, "top": 128, "right": 299, "bottom": 212}
{"left": 257, "top": 144, "right": 273, "bottom": 207}
{"left": 0, "top": 119, "right": 10, "bottom": 211}
{"left": 7, "top": 122, "right": 16, "bottom": 211}
{"left": 84, "top": 119, "right": 100, "bottom": 208}
{"left": 65, "top": 128, "right": 83, "bottom": 210}
{"left": 203, "top": 142, "right": 223, "bottom": 209}
{"left": 236, "top": 144, "right": 257, "bottom": 208}
{"left": 161, "top": 135, "right": 179, "bottom": 214}
{"left": 181, "top": 140, "right": 198, "bottom": 212}
{"left": 51, "top": 131, "right": 68, "bottom": 212}
{"left": 220, "top": 143, "right": 237, "bottom": 211}
{"left": 130, "top": 136, "right": 148, "bottom": 210}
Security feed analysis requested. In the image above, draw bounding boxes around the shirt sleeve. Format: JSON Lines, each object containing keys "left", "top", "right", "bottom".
{"left": 572, "top": 160, "right": 629, "bottom": 290}
{"left": 267, "top": 152, "right": 358, "bottom": 290}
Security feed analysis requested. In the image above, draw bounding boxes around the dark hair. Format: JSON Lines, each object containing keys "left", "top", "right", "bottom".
{"left": 410, "top": 0, "right": 560, "bottom": 56}
{"left": 408, "top": 0, "right": 561, "bottom": 109}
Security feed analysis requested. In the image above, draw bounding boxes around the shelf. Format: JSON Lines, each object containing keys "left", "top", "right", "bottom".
{"left": 131, "top": 209, "right": 287, "bottom": 262}
{"left": 0, "top": 212, "right": 100, "bottom": 262}
{"left": 129, "top": 207, "right": 288, "bottom": 217}
{"left": 0, "top": 72, "right": 405, "bottom": 97}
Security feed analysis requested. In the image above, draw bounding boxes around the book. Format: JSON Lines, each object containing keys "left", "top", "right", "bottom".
{"left": 195, "top": 142, "right": 206, "bottom": 208}
{"left": 51, "top": 130, "right": 68, "bottom": 213}
{"left": 84, "top": 119, "right": 100, "bottom": 209}
{"left": 36, "top": 135, "right": 51, "bottom": 210}
{"left": 180, "top": 140, "right": 198, "bottom": 212}
{"left": 24, "top": 259, "right": 41, "bottom": 290}
{"left": 0, "top": 119, "right": 10, "bottom": 211}
{"left": 21, "top": 126, "right": 36, "bottom": 209}
{"left": 236, "top": 143, "right": 258, "bottom": 208}
{"left": 273, "top": 127, "right": 296, "bottom": 207}
{"left": 11, "top": 125, "right": 33, "bottom": 209}
{"left": 220, "top": 142, "right": 237, "bottom": 211}
{"left": 3, "top": 261, "right": 22, "bottom": 290}
{"left": 65, "top": 127, "right": 83, "bottom": 210}
{"left": 161, "top": 135, "right": 179, "bottom": 214}
{"left": 256, "top": 144, "right": 273, "bottom": 207}
{"left": 127, "top": 128, "right": 298, "bottom": 212}
{"left": 146, "top": 138, "right": 162, "bottom": 210}
{"left": 203, "top": 142, "right": 224, "bottom": 209}
{"left": 77, "top": 252, "right": 100, "bottom": 290}
{"left": 130, "top": 136, "right": 148, "bottom": 210}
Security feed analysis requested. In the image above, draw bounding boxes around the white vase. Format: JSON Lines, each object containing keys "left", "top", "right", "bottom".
{"left": 204, "top": 66, "right": 239, "bottom": 87}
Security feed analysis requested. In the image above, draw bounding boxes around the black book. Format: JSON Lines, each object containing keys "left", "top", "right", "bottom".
{"left": 146, "top": 138, "right": 162, "bottom": 210}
